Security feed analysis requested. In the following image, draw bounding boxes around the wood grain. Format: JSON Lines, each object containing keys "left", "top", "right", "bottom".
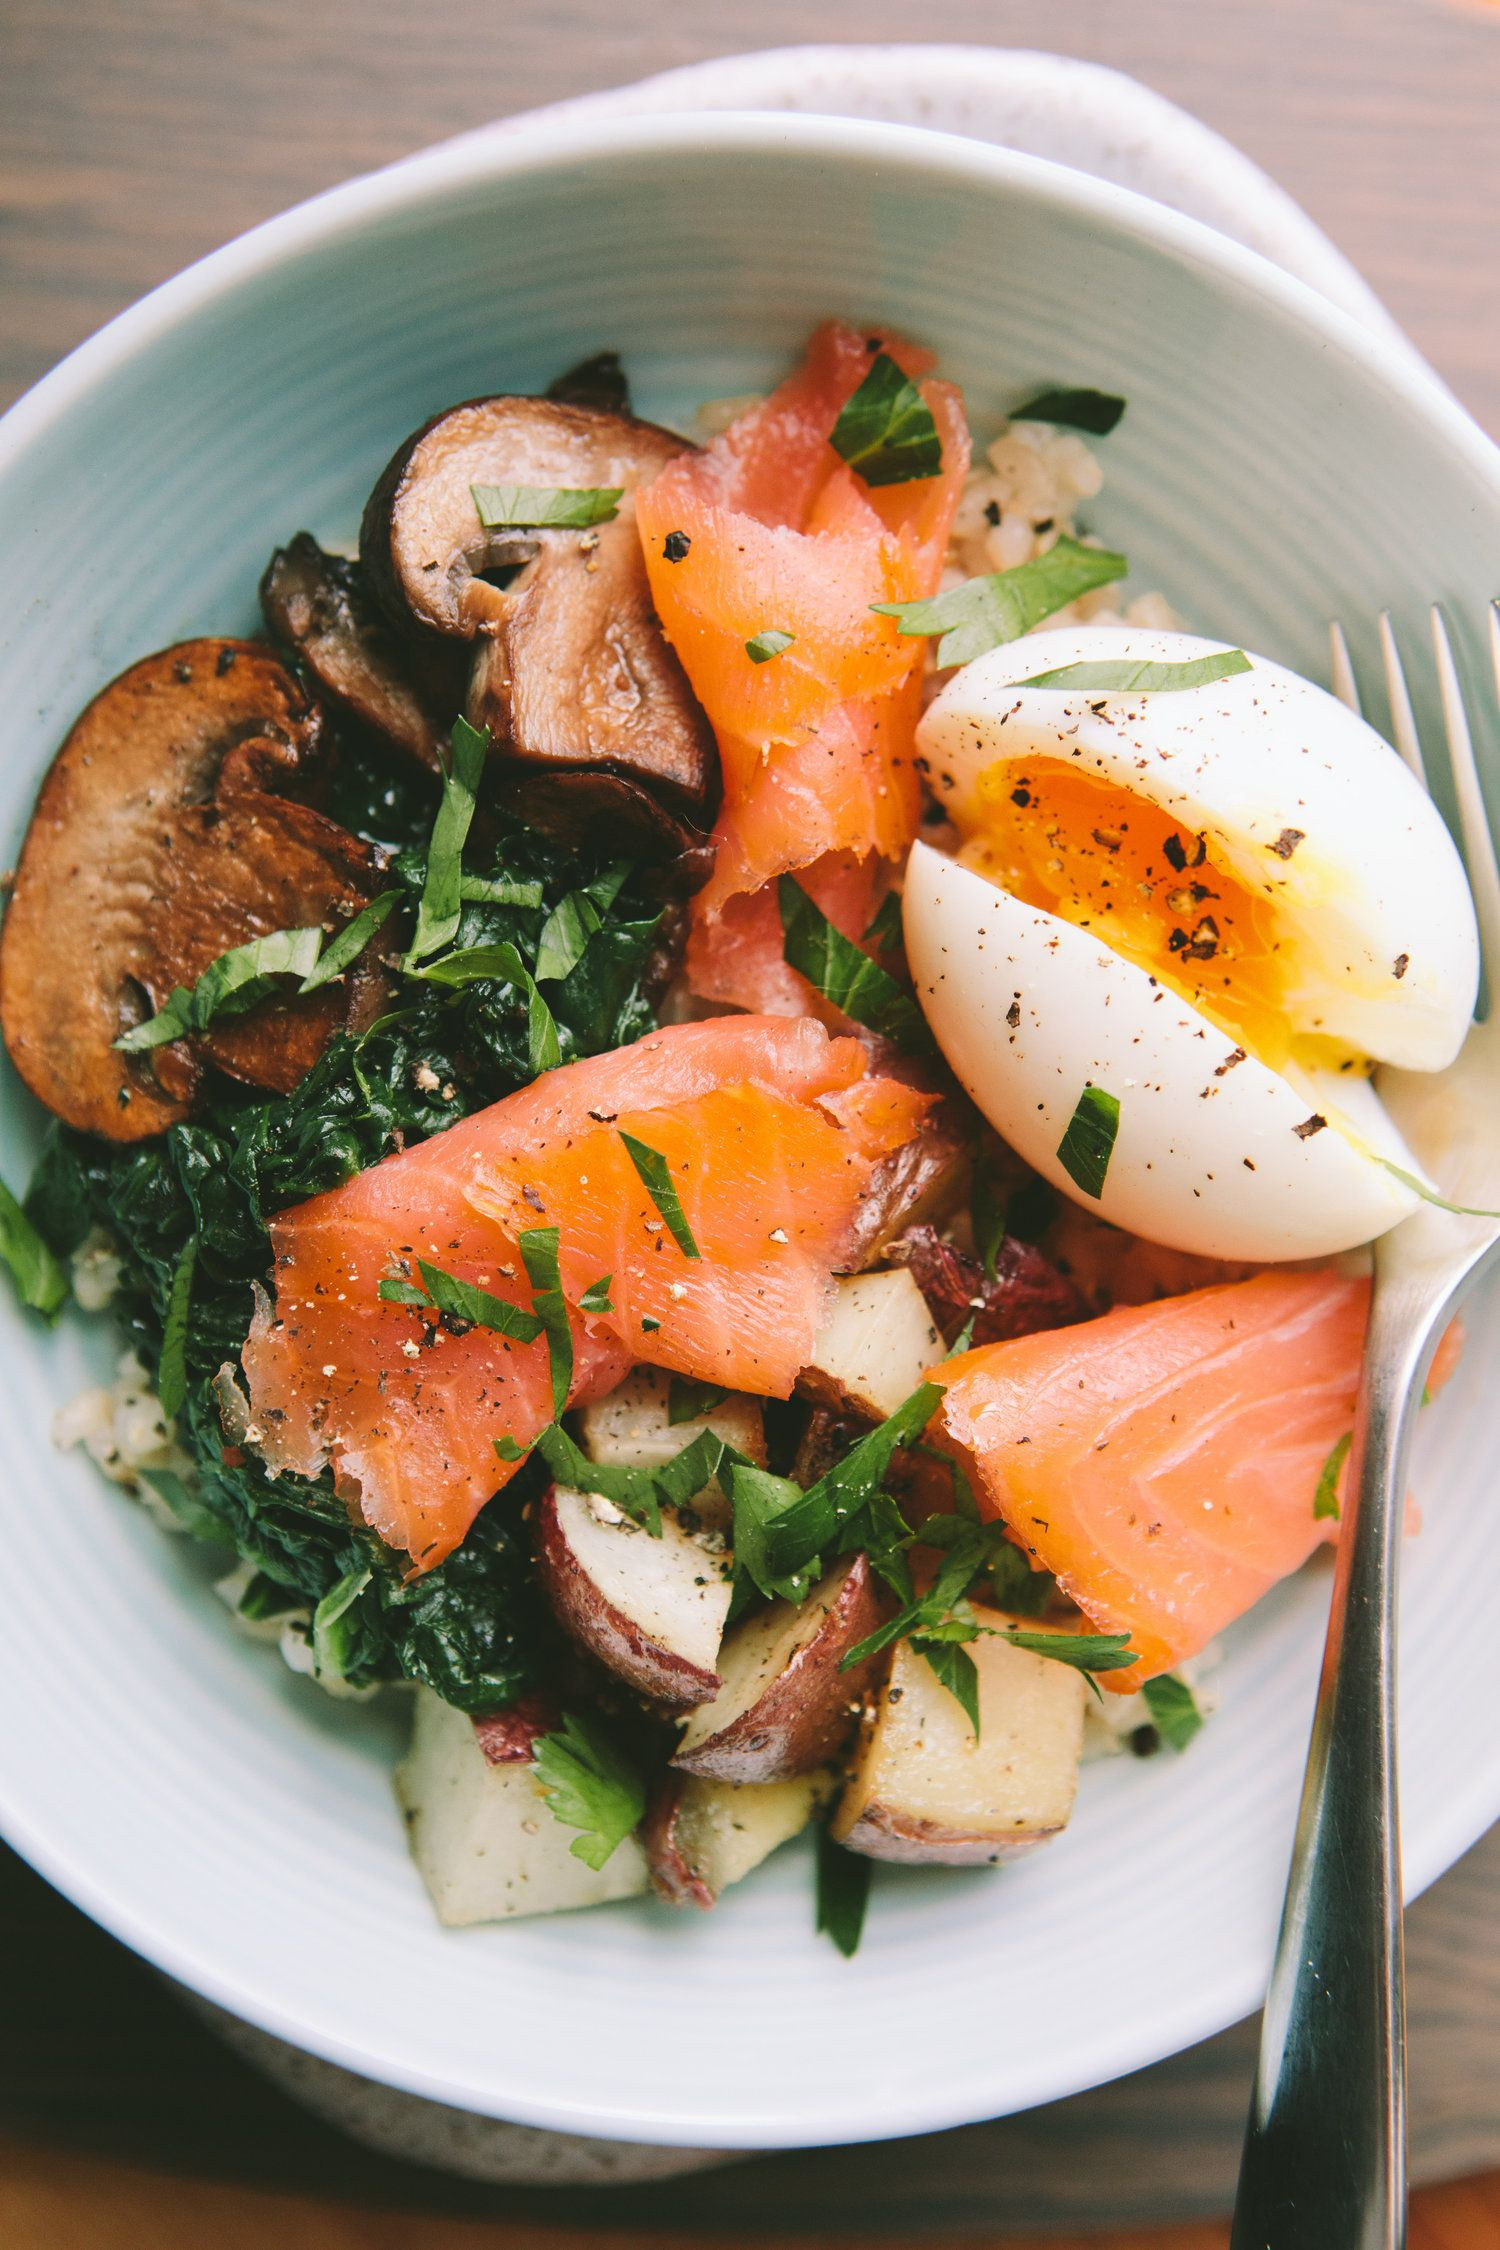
{"left": 3, "top": 1, "right": 1500, "bottom": 2243}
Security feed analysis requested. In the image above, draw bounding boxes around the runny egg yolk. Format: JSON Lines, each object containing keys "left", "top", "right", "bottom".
{"left": 959, "top": 758, "right": 1296, "bottom": 1069}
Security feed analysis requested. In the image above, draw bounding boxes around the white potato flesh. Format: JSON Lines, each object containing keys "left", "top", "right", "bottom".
{"left": 396, "top": 1688, "right": 647, "bottom": 1925}
{"left": 800, "top": 1269, "right": 943, "bottom": 1422}
{"left": 549, "top": 1483, "right": 733, "bottom": 1676}
{"left": 918, "top": 626, "right": 1478, "bottom": 1070}
{"left": 672, "top": 1557, "right": 878, "bottom": 1781}
{"left": 832, "top": 1612, "right": 1086, "bottom": 1865}
{"left": 905, "top": 845, "right": 1421, "bottom": 1261}
{"left": 651, "top": 1770, "right": 833, "bottom": 1905}
{"left": 578, "top": 1367, "right": 765, "bottom": 1534}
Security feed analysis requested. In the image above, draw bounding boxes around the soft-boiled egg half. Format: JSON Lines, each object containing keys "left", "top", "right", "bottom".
{"left": 904, "top": 626, "right": 1480, "bottom": 1260}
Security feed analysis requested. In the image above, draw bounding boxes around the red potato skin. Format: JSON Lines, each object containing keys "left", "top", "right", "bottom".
{"left": 640, "top": 1776, "right": 716, "bottom": 1910}
{"left": 534, "top": 1485, "right": 723, "bottom": 1713}
{"left": 671, "top": 1553, "right": 885, "bottom": 1784}
{"left": 471, "top": 1694, "right": 564, "bottom": 1767}
{"left": 835, "top": 1800, "right": 1059, "bottom": 1868}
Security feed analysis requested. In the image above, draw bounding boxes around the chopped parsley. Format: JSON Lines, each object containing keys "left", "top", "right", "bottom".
{"left": 778, "top": 875, "right": 932, "bottom": 1052}
{"left": 377, "top": 1258, "right": 544, "bottom": 1344}
{"left": 829, "top": 352, "right": 943, "bottom": 487}
{"left": 469, "top": 484, "right": 622, "bottom": 530}
{"left": 1375, "top": 1158, "right": 1500, "bottom": 1220}
{"left": 1010, "top": 387, "right": 1127, "bottom": 435}
{"left": 618, "top": 1131, "right": 701, "bottom": 1259}
{"left": 531, "top": 1711, "right": 646, "bottom": 1870}
{"left": 298, "top": 890, "right": 401, "bottom": 991}
{"left": 999, "top": 1627, "right": 1137, "bottom": 1677}
{"left": 409, "top": 941, "right": 561, "bottom": 1075}
{"left": 534, "top": 865, "right": 630, "bottom": 984}
{"left": 1314, "top": 1429, "right": 1352, "bottom": 1521}
{"left": 745, "top": 629, "right": 796, "bottom": 664}
{"left": 404, "top": 717, "right": 489, "bottom": 967}
{"left": 578, "top": 1274, "right": 614, "bottom": 1316}
{"left": 519, "top": 1226, "right": 573, "bottom": 1418}
{"left": 872, "top": 535, "right": 1128, "bottom": 668}
{"left": 1141, "top": 1672, "right": 1205, "bottom": 1751}
{"left": 115, "top": 925, "right": 324, "bottom": 1052}
{"left": 816, "top": 1825, "right": 872, "bottom": 1958}
{"left": 1018, "top": 650, "right": 1251, "bottom": 694}
{"left": 1056, "top": 1085, "right": 1120, "bottom": 1201}
{"left": 0, "top": 1173, "right": 67, "bottom": 1322}
{"left": 862, "top": 891, "right": 904, "bottom": 952}
{"left": 311, "top": 1565, "right": 374, "bottom": 1680}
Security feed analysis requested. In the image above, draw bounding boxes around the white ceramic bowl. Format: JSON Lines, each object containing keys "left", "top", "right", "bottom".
{"left": 1, "top": 111, "right": 1498, "bottom": 2153}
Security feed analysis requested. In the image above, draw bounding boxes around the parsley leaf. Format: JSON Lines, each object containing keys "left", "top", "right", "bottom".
{"left": 298, "top": 890, "right": 401, "bottom": 992}
{"left": 1375, "top": 1158, "right": 1500, "bottom": 1220}
{"left": 862, "top": 892, "right": 904, "bottom": 952}
{"left": 531, "top": 1711, "right": 645, "bottom": 1869}
{"left": 535, "top": 1419, "right": 750, "bottom": 1539}
{"left": 618, "top": 1131, "right": 700, "bottom": 1259}
{"left": 668, "top": 1375, "right": 728, "bottom": 1425}
{"left": 913, "top": 1636, "right": 982, "bottom": 1735}
{"left": 519, "top": 1226, "right": 573, "bottom": 1419}
{"left": 405, "top": 716, "right": 489, "bottom": 967}
{"left": 470, "top": 484, "right": 622, "bottom": 529}
{"left": 0, "top": 1174, "right": 68, "bottom": 1322}
{"left": 872, "top": 535, "right": 1128, "bottom": 669}
{"left": 156, "top": 1240, "right": 197, "bottom": 1418}
{"left": 778, "top": 875, "right": 933, "bottom": 1052}
{"left": 816, "top": 1825, "right": 872, "bottom": 1958}
{"left": 732, "top": 1380, "right": 943, "bottom": 1600}
{"left": 985, "top": 1537, "right": 1056, "bottom": 1618}
{"left": 1010, "top": 386, "right": 1126, "bottom": 434}
{"left": 1141, "top": 1672, "right": 1205, "bottom": 1751}
{"left": 377, "top": 1258, "right": 544, "bottom": 1343}
{"left": 458, "top": 872, "right": 545, "bottom": 909}
{"left": 115, "top": 926, "right": 325, "bottom": 1052}
{"left": 829, "top": 351, "right": 943, "bottom": 488}
{"left": 970, "top": 1165, "right": 1006, "bottom": 1285}
{"left": 746, "top": 629, "right": 796, "bottom": 664}
{"left": 1056, "top": 1084, "right": 1120, "bottom": 1201}
{"left": 999, "top": 1627, "right": 1137, "bottom": 1676}
{"left": 1019, "top": 650, "right": 1251, "bottom": 694}
{"left": 1314, "top": 1429, "right": 1352, "bottom": 1521}
{"left": 578, "top": 1273, "right": 614, "bottom": 1316}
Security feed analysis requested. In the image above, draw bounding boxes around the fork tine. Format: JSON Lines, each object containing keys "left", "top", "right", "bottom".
{"left": 1379, "top": 613, "right": 1427, "bottom": 781}
{"left": 1328, "top": 621, "right": 1361, "bottom": 714}
{"left": 1430, "top": 605, "right": 1500, "bottom": 988}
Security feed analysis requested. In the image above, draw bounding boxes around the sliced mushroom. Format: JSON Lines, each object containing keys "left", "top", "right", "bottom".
{"left": 359, "top": 396, "right": 719, "bottom": 857}
{"left": 260, "top": 533, "right": 465, "bottom": 772}
{"left": 0, "top": 640, "right": 384, "bottom": 1141}
{"left": 546, "top": 350, "right": 631, "bottom": 414}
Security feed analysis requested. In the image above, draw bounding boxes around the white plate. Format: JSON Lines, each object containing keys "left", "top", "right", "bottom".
{"left": 0, "top": 110, "right": 1497, "bottom": 2151}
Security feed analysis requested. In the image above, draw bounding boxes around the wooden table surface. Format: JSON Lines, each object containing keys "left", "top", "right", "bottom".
{"left": 4, "top": 0, "right": 1500, "bottom": 2242}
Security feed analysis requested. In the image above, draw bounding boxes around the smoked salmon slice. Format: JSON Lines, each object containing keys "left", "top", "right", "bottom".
{"left": 636, "top": 321, "right": 968, "bottom": 1013}
{"left": 933, "top": 1271, "right": 1378, "bottom": 1689}
{"left": 242, "top": 1017, "right": 931, "bottom": 1572}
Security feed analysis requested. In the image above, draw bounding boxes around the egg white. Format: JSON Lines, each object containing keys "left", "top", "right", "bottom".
{"left": 904, "top": 845, "right": 1422, "bottom": 1262}
{"left": 917, "top": 626, "right": 1479, "bottom": 1070}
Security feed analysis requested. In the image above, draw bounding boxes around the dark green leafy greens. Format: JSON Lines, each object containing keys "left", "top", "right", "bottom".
{"left": 1056, "top": 1085, "right": 1120, "bottom": 1201}
{"left": 1010, "top": 387, "right": 1126, "bottom": 434}
{"left": 872, "top": 536, "right": 1128, "bottom": 669}
{"left": 1019, "top": 650, "right": 1251, "bottom": 694}
{"left": 816, "top": 1824, "right": 872, "bottom": 1958}
{"left": 829, "top": 351, "right": 943, "bottom": 488}
{"left": 777, "top": 876, "right": 932, "bottom": 1053}
{"left": 0, "top": 1174, "right": 68, "bottom": 1322}
{"left": 531, "top": 1712, "right": 646, "bottom": 1869}
{"left": 156, "top": 1241, "right": 196, "bottom": 1418}
{"left": 470, "top": 484, "right": 622, "bottom": 530}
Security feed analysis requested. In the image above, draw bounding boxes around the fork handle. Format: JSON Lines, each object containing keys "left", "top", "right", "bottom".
{"left": 1230, "top": 1273, "right": 1442, "bottom": 2250}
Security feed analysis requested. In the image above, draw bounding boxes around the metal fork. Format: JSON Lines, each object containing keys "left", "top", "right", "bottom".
{"left": 1230, "top": 607, "right": 1500, "bottom": 2250}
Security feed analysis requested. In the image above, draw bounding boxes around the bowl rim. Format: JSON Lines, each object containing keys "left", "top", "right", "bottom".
{"left": 3, "top": 105, "right": 1500, "bottom": 2148}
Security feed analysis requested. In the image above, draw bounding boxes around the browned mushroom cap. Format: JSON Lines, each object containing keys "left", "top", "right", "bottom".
{"left": 359, "top": 397, "right": 719, "bottom": 855}
{"left": 259, "top": 534, "right": 465, "bottom": 774}
{"left": 0, "top": 640, "right": 384, "bottom": 1142}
